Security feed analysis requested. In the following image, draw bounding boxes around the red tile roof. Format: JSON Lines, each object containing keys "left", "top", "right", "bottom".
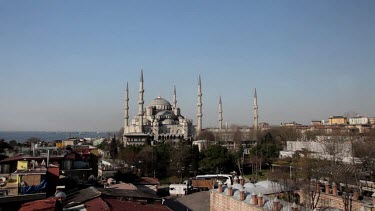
{"left": 84, "top": 197, "right": 110, "bottom": 211}
{"left": 19, "top": 197, "right": 57, "bottom": 211}
{"left": 0, "top": 154, "right": 24, "bottom": 163}
{"left": 139, "top": 177, "right": 160, "bottom": 185}
{"left": 103, "top": 198, "right": 171, "bottom": 211}
{"left": 109, "top": 182, "right": 138, "bottom": 190}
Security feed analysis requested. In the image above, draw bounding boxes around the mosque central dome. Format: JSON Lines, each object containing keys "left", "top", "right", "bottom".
{"left": 149, "top": 96, "right": 172, "bottom": 110}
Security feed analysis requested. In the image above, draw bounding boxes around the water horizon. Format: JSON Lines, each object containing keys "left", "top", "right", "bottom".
{"left": 0, "top": 131, "right": 116, "bottom": 143}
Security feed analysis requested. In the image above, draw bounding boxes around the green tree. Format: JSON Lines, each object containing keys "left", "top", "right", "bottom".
{"left": 0, "top": 139, "right": 12, "bottom": 153}
{"left": 191, "top": 145, "right": 200, "bottom": 174}
{"left": 25, "top": 137, "right": 41, "bottom": 146}
{"left": 109, "top": 136, "right": 118, "bottom": 159}
{"left": 199, "top": 144, "right": 233, "bottom": 173}
{"left": 250, "top": 132, "right": 282, "bottom": 165}
{"left": 153, "top": 143, "right": 172, "bottom": 178}
{"left": 119, "top": 145, "right": 142, "bottom": 165}
{"left": 9, "top": 140, "right": 18, "bottom": 147}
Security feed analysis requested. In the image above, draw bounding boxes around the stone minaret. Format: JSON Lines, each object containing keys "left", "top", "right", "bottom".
{"left": 219, "top": 96, "right": 223, "bottom": 130}
{"left": 124, "top": 82, "right": 129, "bottom": 131}
{"left": 138, "top": 69, "right": 144, "bottom": 133}
{"left": 197, "top": 75, "right": 203, "bottom": 134}
{"left": 253, "top": 88, "right": 258, "bottom": 129}
{"left": 172, "top": 85, "right": 177, "bottom": 111}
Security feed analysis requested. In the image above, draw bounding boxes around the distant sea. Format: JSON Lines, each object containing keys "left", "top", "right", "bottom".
{"left": 0, "top": 131, "right": 115, "bottom": 142}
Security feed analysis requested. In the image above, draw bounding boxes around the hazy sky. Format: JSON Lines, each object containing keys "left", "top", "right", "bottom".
{"left": 1, "top": 1, "right": 374, "bottom": 131}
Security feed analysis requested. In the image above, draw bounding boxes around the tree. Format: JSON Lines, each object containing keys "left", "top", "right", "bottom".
{"left": 199, "top": 144, "right": 233, "bottom": 173}
{"left": 8, "top": 140, "right": 18, "bottom": 147}
{"left": 294, "top": 151, "right": 326, "bottom": 209}
{"left": 109, "top": 136, "right": 118, "bottom": 159}
{"left": 0, "top": 139, "right": 12, "bottom": 153}
{"left": 353, "top": 139, "right": 375, "bottom": 180}
{"left": 169, "top": 142, "right": 192, "bottom": 181}
{"left": 119, "top": 145, "right": 142, "bottom": 166}
{"left": 137, "top": 145, "right": 154, "bottom": 176}
{"left": 191, "top": 145, "right": 200, "bottom": 174}
{"left": 197, "top": 130, "right": 215, "bottom": 142}
{"left": 153, "top": 143, "right": 172, "bottom": 178}
{"left": 233, "top": 128, "right": 243, "bottom": 150}
{"left": 321, "top": 135, "right": 346, "bottom": 167}
{"left": 25, "top": 137, "right": 41, "bottom": 146}
{"left": 250, "top": 132, "right": 282, "bottom": 166}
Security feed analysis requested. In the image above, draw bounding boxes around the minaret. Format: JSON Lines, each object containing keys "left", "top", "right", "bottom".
{"left": 253, "top": 88, "right": 259, "bottom": 129}
{"left": 138, "top": 69, "right": 144, "bottom": 133}
{"left": 172, "top": 85, "right": 177, "bottom": 111}
{"left": 124, "top": 82, "right": 129, "bottom": 131}
{"left": 218, "top": 96, "right": 223, "bottom": 130}
{"left": 197, "top": 75, "right": 203, "bottom": 134}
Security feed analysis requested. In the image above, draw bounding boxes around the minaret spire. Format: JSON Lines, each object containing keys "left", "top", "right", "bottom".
{"left": 138, "top": 68, "right": 144, "bottom": 133}
{"left": 197, "top": 74, "right": 203, "bottom": 135}
{"left": 253, "top": 88, "right": 258, "bottom": 129}
{"left": 219, "top": 96, "right": 223, "bottom": 130}
{"left": 173, "top": 85, "right": 177, "bottom": 110}
{"left": 124, "top": 82, "right": 129, "bottom": 131}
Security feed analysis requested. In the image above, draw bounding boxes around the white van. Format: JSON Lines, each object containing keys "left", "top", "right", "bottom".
{"left": 169, "top": 184, "right": 188, "bottom": 196}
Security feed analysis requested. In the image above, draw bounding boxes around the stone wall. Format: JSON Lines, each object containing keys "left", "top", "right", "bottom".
{"left": 210, "top": 191, "right": 261, "bottom": 211}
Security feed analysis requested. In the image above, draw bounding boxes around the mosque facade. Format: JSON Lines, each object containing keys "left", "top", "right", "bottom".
{"left": 123, "top": 70, "right": 199, "bottom": 146}
{"left": 122, "top": 69, "right": 259, "bottom": 146}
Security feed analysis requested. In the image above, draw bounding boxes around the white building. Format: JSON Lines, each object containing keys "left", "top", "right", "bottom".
{"left": 348, "top": 116, "right": 369, "bottom": 125}
{"left": 279, "top": 136, "right": 357, "bottom": 163}
{"left": 123, "top": 70, "right": 195, "bottom": 146}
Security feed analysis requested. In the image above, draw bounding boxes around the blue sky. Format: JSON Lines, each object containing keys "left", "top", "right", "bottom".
{"left": 0, "top": 1, "right": 374, "bottom": 131}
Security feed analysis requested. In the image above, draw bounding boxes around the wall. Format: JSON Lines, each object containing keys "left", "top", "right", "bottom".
{"left": 319, "top": 193, "right": 363, "bottom": 211}
{"left": 329, "top": 117, "right": 347, "bottom": 125}
{"left": 210, "top": 191, "right": 261, "bottom": 211}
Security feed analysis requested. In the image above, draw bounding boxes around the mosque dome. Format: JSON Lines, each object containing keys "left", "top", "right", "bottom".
{"left": 149, "top": 96, "right": 172, "bottom": 110}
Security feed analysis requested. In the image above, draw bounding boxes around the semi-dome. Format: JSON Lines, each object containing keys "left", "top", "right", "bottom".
{"left": 149, "top": 96, "right": 172, "bottom": 110}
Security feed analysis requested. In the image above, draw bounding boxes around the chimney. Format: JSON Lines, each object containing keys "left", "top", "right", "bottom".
{"left": 258, "top": 193, "right": 264, "bottom": 206}
{"left": 218, "top": 181, "right": 223, "bottom": 193}
{"left": 239, "top": 175, "right": 244, "bottom": 186}
{"left": 292, "top": 202, "right": 298, "bottom": 211}
{"left": 325, "top": 181, "right": 330, "bottom": 194}
{"left": 273, "top": 197, "right": 280, "bottom": 211}
{"left": 239, "top": 189, "right": 245, "bottom": 201}
{"left": 252, "top": 192, "right": 257, "bottom": 205}
{"left": 291, "top": 202, "right": 298, "bottom": 211}
{"left": 227, "top": 184, "right": 233, "bottom": 196}
{"left": 332, "top": 182, "right": 337, "bottom": 196}
{"left": 316, "top": 182, "right": 320, "bottom": 193}
{"left": 353, "top": 191, "right": 359, "bottom": 200}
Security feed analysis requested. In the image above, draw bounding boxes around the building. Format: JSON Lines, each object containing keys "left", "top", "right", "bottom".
{"left": 369, "top": 117, "right": 375, "bottom": 125}
{"left": 311, "top": 120, "right": 323, "bottom": 126}
{"left": 281, "top": 122, "right": 303, "bottom": 127}
{"left": 279, "top": 137, "right": 357, "bottom": 163}
{"left": 348, "top": 116, "right": 369, "bottom": 125}
{"left": 210, "top": 179, "right": 373, "bottom": 211}
{"left": 329, "top": 116, "right": 347, "bottom": 125}
{"left": 123, "top": 70, "right": 195, "bottom": 146}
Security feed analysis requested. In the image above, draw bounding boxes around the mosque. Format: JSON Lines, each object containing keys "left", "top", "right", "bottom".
{"left": 122, "top": 69, "right": 259, "bottom": 146}
{"left": 123, "top": 70, "right": 202, "bottom": 145}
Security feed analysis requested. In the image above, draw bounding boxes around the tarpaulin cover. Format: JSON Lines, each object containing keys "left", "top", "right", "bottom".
{"left": 21, "top": 178, "right": 47, "bottom": 194}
